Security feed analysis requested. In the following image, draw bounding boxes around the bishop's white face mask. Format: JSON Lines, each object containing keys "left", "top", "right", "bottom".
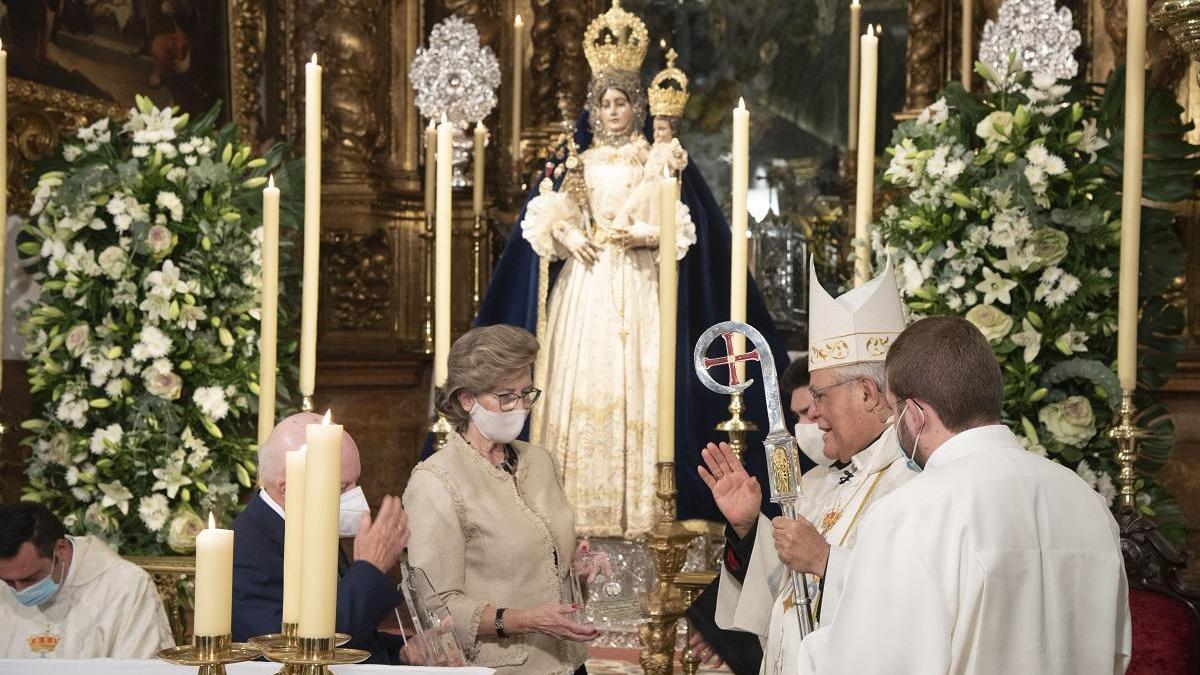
{"left": 338, "top": 486, "right": 369, "bottom": 537}
{"left": 469, "top": 401, "right": 529, "bottom": 444}
{"left": 794, "top": 423, "right": 832, "bottom": 466}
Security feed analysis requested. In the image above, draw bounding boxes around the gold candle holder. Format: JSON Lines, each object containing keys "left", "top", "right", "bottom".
{"left": 431, "top": 413, "right": 453, "bottom": 452}
{"left": 301, "top": 395, "right": 314, "bottom": 412}
{"left": 156, "top": 633, "right": 261, "bottom": 675}
{"left": 1107, "top": 389, "right": 1146, "bottom": 512}
{"left": 263, "top": 634, "right": 370, "bottom": 675}
{"left": 637, "top": 461, "right": 695, "bottom": 675}
{"left": 249, "top": 622, "right": 298, "bottom": 675}
{"left": 716, "top": 391, "right": 757, "bottom": 463}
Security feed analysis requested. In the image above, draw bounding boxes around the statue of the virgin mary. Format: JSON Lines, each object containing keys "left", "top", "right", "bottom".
{"left": 474, "top": 1, "right": 788, "bottom": 538}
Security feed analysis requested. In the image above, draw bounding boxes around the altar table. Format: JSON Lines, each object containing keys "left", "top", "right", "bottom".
{"left": 0, "top": 660, "right": 494, "bottom": 675}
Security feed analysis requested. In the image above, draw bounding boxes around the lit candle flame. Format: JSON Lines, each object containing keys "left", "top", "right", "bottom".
{"left": 208, "top": 512, "right": 216, "bottom": 529}
{"left": 868, "top": 24, "right": 876, "bottom": 37}
{"left": 322, "top": 410, "right": 332, "bottom": 425}
{"left": 268, "top": 174, "right": 275, "bottom": 189}
{"left": 441, "top": 112, "right": 449, "bottom": 125}
{"left": 310, "top": 53, "right": 319, "bottom": 65}
{"left": 737, "top": 97, "right": 746, "bottom": 110}
{"left": 663, "top": 166, "right": 671, "bottom": 179}
{"left": 514, "top": 14, "right": 523, "bottom": 28}
{"left": 852, "top": 0, "right": 859, "bottom": 5}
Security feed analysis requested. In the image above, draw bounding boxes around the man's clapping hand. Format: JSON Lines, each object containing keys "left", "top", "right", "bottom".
{"left": 353, "top": 495, "right": 409, "bottom": 574}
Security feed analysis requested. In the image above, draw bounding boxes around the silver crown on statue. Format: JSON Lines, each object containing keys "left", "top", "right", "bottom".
{"left": 978, "top": 0, "right": 1082, "bottom": 82}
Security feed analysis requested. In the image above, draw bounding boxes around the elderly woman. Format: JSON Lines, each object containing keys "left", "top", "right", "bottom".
{"left": 404, "top": 325, "right": 600, "bottom": 675}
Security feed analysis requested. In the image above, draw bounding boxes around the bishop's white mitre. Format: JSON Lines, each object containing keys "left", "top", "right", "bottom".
{"left": 808, "top": 258, "right": 906, "bottom": 372}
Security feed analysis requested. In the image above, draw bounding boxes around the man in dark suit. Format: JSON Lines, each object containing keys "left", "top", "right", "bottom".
{"left": 231, "top": 412, "right": 410, "bottom": 664}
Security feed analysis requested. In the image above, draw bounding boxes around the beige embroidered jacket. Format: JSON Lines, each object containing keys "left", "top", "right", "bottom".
{"left": 403, "top": 433, "right": 586, "bottom": 675}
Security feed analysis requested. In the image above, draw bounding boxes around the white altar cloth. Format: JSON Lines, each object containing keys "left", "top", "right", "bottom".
{"left": 0, "top": 659, "right": 495, "bottom": 675}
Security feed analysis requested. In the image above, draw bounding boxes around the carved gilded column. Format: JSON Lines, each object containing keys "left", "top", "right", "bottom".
{"left": 227, "top": 0, "right": 267, "bottom": 142}
{"left": 901, "top": 0, "right": 946, "bottom": 117}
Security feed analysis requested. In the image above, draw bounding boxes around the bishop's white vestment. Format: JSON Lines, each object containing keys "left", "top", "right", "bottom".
{"left": 0, "top": 535, "right": 174, "bottom": 658}
{"left": 715, "top": 426, "right": 916, "bottom": 675}
{"left": 795, "top": 425, "right": 1132, "bottom": 674}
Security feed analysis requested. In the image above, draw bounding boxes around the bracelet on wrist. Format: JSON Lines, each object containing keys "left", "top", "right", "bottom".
{"left": 495, "top": 607, "right": 508, "bottom": 638}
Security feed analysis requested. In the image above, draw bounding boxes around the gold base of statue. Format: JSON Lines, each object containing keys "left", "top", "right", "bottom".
{"left": 716, "top": 391, "right": 757, "bottom": 463}
{"left": 263, "top": 635, "right": 370, "bottom": 675}
{"left": 301, "top": 395, "right": 314, "bottom": 412}
{"left": 156, "top": 634, "right": 261, "bottom": 675}
{"left": 637, "top": 461, "right": 695, "bottom": 675}
{"left": 431, "top": 414, "right": 453, "bottom": 451}
{"left": 1108, "top": 390, "right": 1147, "bottom": 512}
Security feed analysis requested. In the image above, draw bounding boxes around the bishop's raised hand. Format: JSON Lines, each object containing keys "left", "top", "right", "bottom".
{"left": 698, "top": 441, "right": 761, "bottom": 538}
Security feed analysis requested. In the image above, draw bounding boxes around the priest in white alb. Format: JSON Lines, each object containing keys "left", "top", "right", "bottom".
{"left": 793, "top": 316, "right": 1131, "bottom": 673}
{"left": 0, "top": 502, "right": 174, "bottom": 659}
{"left": 701, "top": 260, "right": 916, "bottom": 675}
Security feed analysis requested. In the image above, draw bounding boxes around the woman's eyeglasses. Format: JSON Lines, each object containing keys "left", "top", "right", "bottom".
{"left": 484, "top": 387, "right": 542, "bottom": 411}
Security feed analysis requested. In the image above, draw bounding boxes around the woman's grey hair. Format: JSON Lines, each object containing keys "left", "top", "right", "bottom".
{"left": 434, "top": 325, "right": 540, "bottom": 433}
{"left": 586, "top": 70, "right": 647, "bottom": 146}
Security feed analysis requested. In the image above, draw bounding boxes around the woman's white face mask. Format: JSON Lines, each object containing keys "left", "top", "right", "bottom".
{"left": 470, "top": 401, "right": 529, "bottom": 444}
{"left": 794, "top": 423, "right": 832, "bottom": 466}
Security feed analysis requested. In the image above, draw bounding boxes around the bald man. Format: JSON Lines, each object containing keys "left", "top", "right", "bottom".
{"left": 231, "top": 413, "right": 410, "bottom": 664}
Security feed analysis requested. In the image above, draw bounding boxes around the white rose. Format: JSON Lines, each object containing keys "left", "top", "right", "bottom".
{"left": 166, "top": 509, "right": 206, "bottom": 553}
{"left": 98, "top": 246, "right": 128, "bottom": 279}
{"left": 146, "top": 224, "right": 175, "bottom": 257}
{"left": 143, "top": 359, "right": 183, "bottom": 400}
{"left": 1039, "top": 396, "right": 1096, "bottom": 448}
{"left": 65, "top": 324, "right": 91, "bottom": 357}
{"left": 965, "top": 304, "right": 1013, "bottom": 343}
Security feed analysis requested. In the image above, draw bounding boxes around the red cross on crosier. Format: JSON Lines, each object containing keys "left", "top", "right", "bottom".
{"left": 701, "top": 332, "right": 760, "bottom": 386}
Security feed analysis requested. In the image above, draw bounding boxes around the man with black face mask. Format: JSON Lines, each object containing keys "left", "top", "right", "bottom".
{"left": 0, "top": 502, "right": 173, "bottom": 658}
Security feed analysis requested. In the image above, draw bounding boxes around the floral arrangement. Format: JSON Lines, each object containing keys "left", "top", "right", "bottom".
{"left": 874, "top": 61, "right": 1198, "bottom": 540}
{"left": 18, "top": 98, "right": 301, "bottom": 554}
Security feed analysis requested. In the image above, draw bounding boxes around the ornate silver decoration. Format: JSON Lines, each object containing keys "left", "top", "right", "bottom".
{"left": 979, "top": 0, "right": 1082, "bottom": 81}
{"left": 411, "top": 15, "right": 500, "bottom": 184}
{"left": 411, "top": 15, "right": 500, "bottom": 125}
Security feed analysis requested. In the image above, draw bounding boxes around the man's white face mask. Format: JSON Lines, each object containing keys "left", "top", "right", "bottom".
{"left": 794, "top": 422, "right": 832, "bottom": 466}
{"left": 338, "top": 486, "right": 369, "bottom": 537}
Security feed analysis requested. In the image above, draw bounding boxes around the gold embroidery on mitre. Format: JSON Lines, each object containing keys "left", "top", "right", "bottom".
{"left": 584, "top": 1, "right": 649, "bottom": 75}
{"left": 865, "top": 335, "right": 891, "bottom": 356}
{"left": 27, "top": 626, "right": 59, "bottom": 655}
{"left": 811, "top": 339, "right": 850, "bottom": 363}
{"left": 648, "top": 48, "right": 689, "bottom": 117}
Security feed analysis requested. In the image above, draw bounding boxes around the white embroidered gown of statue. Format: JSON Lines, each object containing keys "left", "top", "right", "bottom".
{"left": 521, "top": 137, "right": 695, "bottom": 537}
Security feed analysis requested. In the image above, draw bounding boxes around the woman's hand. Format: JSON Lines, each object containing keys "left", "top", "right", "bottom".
{"left": 507, "top": 603, "right": 601, "bottom": 642}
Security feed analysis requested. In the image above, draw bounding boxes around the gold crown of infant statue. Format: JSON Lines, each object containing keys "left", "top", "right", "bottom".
{"left": 648, "top": 48, "right": 690, "bottom": 117}
{"left": 584, "top": 0, "right": 649, "bottom": 75}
